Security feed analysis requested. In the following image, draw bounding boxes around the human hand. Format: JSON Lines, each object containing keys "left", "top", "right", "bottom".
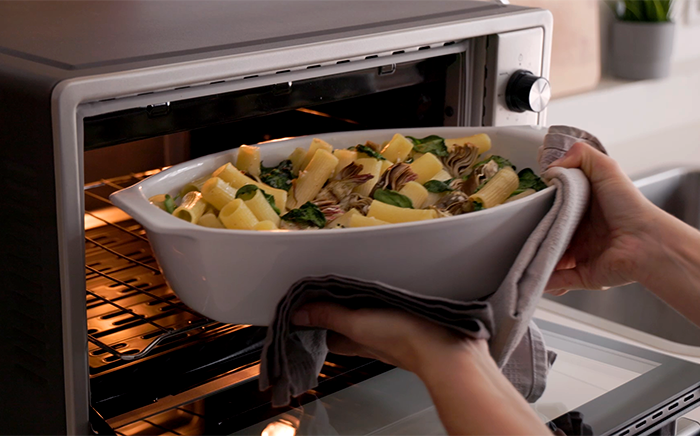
{"left": 292, "top": 302, "right": 488, "bottom": 377}
{"left": 545, "top": 142, "right": 663, "bottom": 295}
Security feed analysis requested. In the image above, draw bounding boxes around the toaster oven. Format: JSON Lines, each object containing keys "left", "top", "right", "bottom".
{"left": 0, "top": 1, "right": 558, "bottom": 434}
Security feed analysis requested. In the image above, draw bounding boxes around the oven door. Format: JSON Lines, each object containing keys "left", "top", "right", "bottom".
{"left": 103, "top": 319, "right": 700, "bottom": 436}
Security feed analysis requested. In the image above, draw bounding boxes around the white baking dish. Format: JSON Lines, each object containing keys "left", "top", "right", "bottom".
{"left": 110, "top": 126, "right": 555, "bottom": 325}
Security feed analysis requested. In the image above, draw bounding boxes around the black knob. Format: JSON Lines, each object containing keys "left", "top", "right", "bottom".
{"left": 505, "top": 70, "right": 551, "bottom": 113}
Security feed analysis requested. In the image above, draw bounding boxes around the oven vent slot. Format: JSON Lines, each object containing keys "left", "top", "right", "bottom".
{"left": 612, "top": 386, "right": 700, "bottom": 436}
{"left": 90, "top": 40, "right": 459, "bottom": 103}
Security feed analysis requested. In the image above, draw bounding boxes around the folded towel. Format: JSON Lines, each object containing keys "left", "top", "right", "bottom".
{"left": 260, "top": 126, "right": 603, "bottom": 407}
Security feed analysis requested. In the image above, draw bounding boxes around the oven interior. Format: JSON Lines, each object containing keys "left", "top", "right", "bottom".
{"left": 84, "top": 52, "right": 464, "bottom": 434}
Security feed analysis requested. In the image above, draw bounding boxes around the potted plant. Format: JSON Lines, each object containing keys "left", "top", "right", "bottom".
{"left": 609, "top": 0, "right": 675, "bottom": 80}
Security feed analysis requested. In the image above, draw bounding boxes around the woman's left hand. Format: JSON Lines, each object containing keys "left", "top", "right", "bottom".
{"left": 292, "top": 302, "right": 487, "bottom": 377}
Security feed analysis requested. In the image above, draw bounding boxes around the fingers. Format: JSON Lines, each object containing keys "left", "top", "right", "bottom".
{"left": 555, "top": 250, "right": 576, "bottom": 271}
{"left": 291, "top": 302, "right": 357, "bottom": 337}
{"left": 326, "top": 331, "right": 376, "bottom": 359}
{"left": 548, "top": 142, "right": 620, "bottom": 184}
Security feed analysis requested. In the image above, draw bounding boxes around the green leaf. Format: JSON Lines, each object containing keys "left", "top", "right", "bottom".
{"left": 235, "top": 184, "right": 259, "bottom": 201}
{"left": 373, "top": 189, "right": 413, "bottom": 209}
{"left": 355, "top": 144, "right": 386, "bottom": 160}
{"left": 260, "top": 160, "right": 294, "bottom": 191}
{"left": 406, "top": 135, "right": 448, "bottom": 157}
{"left": 164, "top": 194, "right": 176, "bottom": 214}
{"left": 472, "top": 201, "right": 484, "bottom": 211}
{"left": 423, "top": 180, "right": 454, "bottom": 193}
{"left": 281, "top": 202, "right": 326, "bottom": 228}
{"left": 236, "top": 184, "right": 281, "bottom": 214}
{"left": 473, "top": 155, "right": 516, "bottom": 171}
{"left": 510, "top": 168, "right": 547, "bottom": 196}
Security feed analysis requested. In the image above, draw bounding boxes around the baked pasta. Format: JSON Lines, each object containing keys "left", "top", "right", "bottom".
{"left": 150, "top": 133, "right": 548, "bottom": 231}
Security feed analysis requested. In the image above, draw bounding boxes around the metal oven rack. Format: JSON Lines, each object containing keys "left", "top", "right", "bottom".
{"left": 84, "top": 170, "right": 220, "bottom": 369}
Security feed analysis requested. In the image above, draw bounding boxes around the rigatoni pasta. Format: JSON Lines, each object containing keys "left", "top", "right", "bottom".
{"left": 152, "top": 132, "right": 548, "bottom": 231}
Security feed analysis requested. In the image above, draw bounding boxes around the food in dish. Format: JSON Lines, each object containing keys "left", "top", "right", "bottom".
{"left": 149, "top": 133, "right": 548, "bottom": 231}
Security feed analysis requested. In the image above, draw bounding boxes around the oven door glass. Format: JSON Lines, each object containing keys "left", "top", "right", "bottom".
{"left": 226, "top": 320, "right": 700, "bottom": 436}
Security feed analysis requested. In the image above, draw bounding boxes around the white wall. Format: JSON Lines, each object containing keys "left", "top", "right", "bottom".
{"left": 546, "top": 0, "right": 700, "bottom": 178}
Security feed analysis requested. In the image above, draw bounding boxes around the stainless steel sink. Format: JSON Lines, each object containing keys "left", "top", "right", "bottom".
{"left": 543, "top": 167, "right": 700, "bottom": 351}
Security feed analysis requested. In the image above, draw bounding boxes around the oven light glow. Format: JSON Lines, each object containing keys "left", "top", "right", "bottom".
{"left": 261, "top": 419, "right": 297, "bottom": 436}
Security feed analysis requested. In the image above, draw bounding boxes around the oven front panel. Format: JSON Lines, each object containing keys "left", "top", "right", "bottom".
{"left": 42, "top": 6, "right": 554, "bottom": 433}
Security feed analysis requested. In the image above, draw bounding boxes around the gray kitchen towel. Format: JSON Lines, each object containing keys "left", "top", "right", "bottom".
{"left": 260, "top": 126, "right": 603, "bottom": 407}
{"left": 539, "top": 125, "right": 606, "bottom": 175}
{"left": 259, "top": 275, "right": 494, "bottom": 407}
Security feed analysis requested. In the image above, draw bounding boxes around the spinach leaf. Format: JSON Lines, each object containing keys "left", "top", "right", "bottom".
{"left": 164, "top": 194, "right": 176, "bottom": 214}
{"left": 406, "top": 135, "right": 448, "bottom": 157}
{"left": 511, "top": 168, "right": 547, "bottom": 196}
{"left": 471, "top": 200, "right": 484, "bottom": 211}
{"left": 281, "top": 202, "right": 326, "bottom": 228}
{"left": 355, "top": 144, "right": 386, "bottom": 161}
{"left": 260, "top": 159, "right": 294, "bottom": 191}
{"left": 423, "top": 180, "right": 453, "bottom": 193}
{"left": 473, "top": 155, "right": 516, "bottom": 171}
{"left": 236, "top": 184, "right": 281, "bottom": 215}
{"left": 374, "top": 189, "right": 413, "bottom": 209}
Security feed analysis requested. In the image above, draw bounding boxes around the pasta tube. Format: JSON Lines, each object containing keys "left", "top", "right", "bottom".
{"left": 445, "top": 133, "right": 491, "bottom": 155}
{"left": 253, "top": 220, "right": 278, "bottom": 231}
{"left": 201, "top": 177, "right": 238, "bottom": 210}
{"left": 380, "top": 159, "right": 393, "bottom": 175}
{"left": 213, "top": 163, "right": 287, "bottom": 211}
{"left": 179, "top": 175, "right": 210, "bottom": 197}
{"left": 172, "top": 191, "right": 207, "bottom": 224}
{"left": 430, "top": 169, "right": 452, "bottom": 182}
{"left": 245, "top": 190, "right": 281, "bottom": 227}
{"left": 235, "top": 145, "right": 261, "bottom": 178}
{"left": 287, "top": 149, "right": 338, "bottom": 209}
{"left": 149, "top": 194, "right": 168, "bottom": 211}
{"left": 409, "top": 153, "right": 443, "bottom": 184}
{"left": 348, "top": 214, "right": 389, "bottom": 228}
{"left": 504, "top": 188, "right": 536, "bottom": 204}
{"left": 367, "top": 200, "right": 437, "bottom": 223}
{"left": 352, "top": 157, "right": 382, "bottom": 197}
{"left": 469, "top": 167, "right": 519, "bottom": 208}
{"left": 300, "top": 138, "right": 333, "bottom": 171}
{"left": 381, "top": 133, "right": 413, "bottom": 163}
{"left": 398, "top": 181, "right": 429, "bottom": 209}
{"left": 198, "top": 213, "right": 225, "bottom": 228}
{"left": 332, "top": 149, "right": 358, "bottom": 177}
{"left": 219, "top": 199, "right": 259, "bottom": 230}
{"left": 289, "top": 148, "right": 307, "bottom": 176}
{"left": 327, "top": 208, "right": 361, "bottom": 228}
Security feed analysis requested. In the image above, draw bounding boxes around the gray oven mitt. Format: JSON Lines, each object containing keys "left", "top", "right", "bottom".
{"left": 260, "top": 126, "right": 604, "bottom": 407}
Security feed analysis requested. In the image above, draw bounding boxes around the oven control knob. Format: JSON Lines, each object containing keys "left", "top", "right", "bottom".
{"left": 505, "top": 70, "right": 551, "bottom": 113}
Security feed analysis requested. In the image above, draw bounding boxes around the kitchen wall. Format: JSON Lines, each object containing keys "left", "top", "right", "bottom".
{"left": 543, "top": 0, "right": 700, "bottom": 179}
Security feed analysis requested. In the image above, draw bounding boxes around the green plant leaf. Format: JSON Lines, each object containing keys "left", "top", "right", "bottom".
{"left": 472, "top": 201, "right": 484, "bottom": 212}
{"left": 473, "top": 155, "right": 515, "bottom": 171}
{"left": 260, "top": 159, "right": 294, "bottom": 191}
{"left": 423, "top": 180, "right": 454, "bottom": 193}
{"left": 406, "top": 135, "right": 449, "bottom": 157}
{"left": 510, "top": 168, "right": 547, "bottom": 196}
{"left": 164, "top": 194, "right": 176, "bottom": 214}
{"left": 373, "top": 189, "right": 414, "bottom": 209}
{"left": 236, "top": 184, "right": 280, "bottom": 214}
{"left": 355, "top": 144, "right": 386, "bottom": 160}
{"left": 281, "top": 202, "right": 326, "bottom": 228}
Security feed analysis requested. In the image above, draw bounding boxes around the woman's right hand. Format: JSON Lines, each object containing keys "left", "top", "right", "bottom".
{"left": 545, "top": 142, "right": 664, "bottom": 295}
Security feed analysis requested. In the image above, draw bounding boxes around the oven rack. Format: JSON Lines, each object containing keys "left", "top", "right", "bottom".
{"left": 84, "top": 170, "right": 218, "bottom": 364}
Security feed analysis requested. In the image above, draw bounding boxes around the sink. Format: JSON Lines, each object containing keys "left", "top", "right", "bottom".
{"left": 543, "top": 167, "right": 700, "bottom": 353}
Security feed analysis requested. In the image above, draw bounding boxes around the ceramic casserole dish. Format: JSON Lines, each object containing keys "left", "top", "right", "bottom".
{"left": 110, "top": 126, "right": 555, "bottom": 325}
